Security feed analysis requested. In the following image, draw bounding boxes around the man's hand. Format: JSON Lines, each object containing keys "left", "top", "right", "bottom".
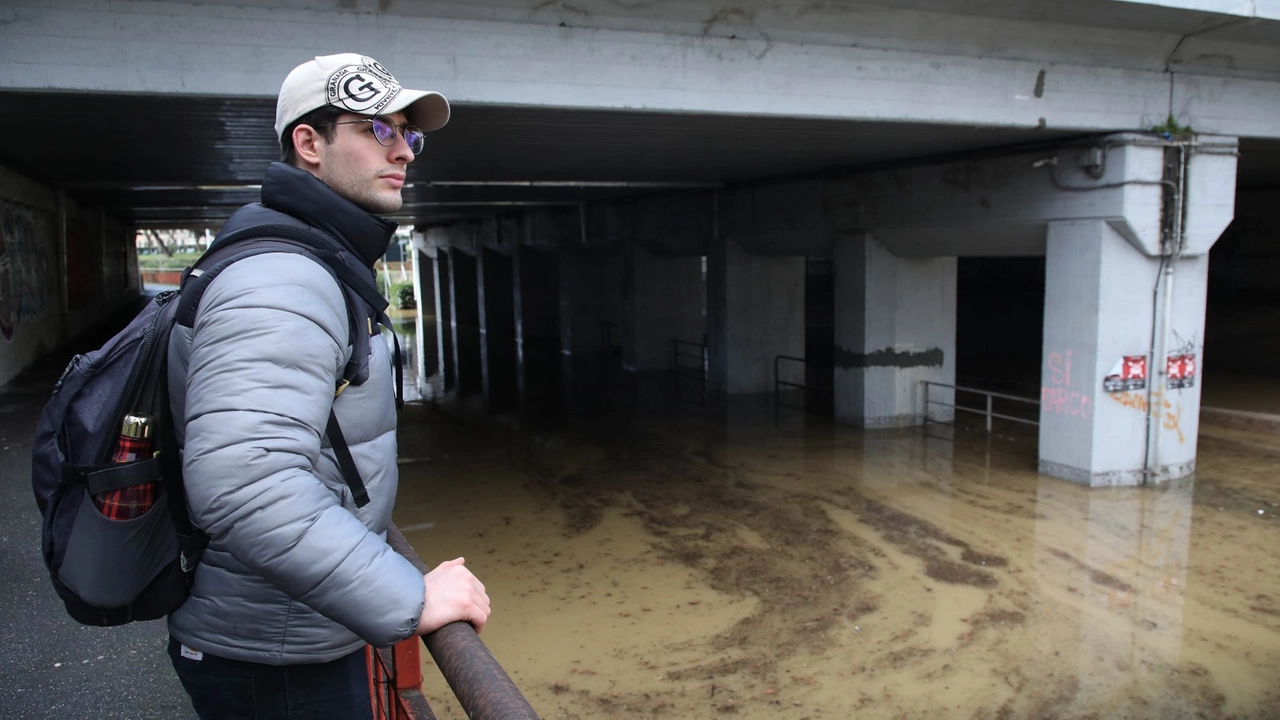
{"left": 416, "top": 557, "right": 491, "bottom": 635}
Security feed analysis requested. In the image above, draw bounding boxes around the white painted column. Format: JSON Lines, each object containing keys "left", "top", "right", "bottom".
{"left": 833, "top": 233, "right": 956, "bottom": 428}
{"left": 1039, "top": 220, "right": 1209, "bottom": 485}
{"left": 727, "top": 239, "right": 804, "bottom": 395}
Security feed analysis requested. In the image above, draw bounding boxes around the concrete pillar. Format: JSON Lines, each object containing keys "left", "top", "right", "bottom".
{"left": 707, "top": 236, "right": 805, "bottom": 395}
{"left": 1038, "top": 220, "right": 1210, "bottom": 485}
{"left": 559, "top": 251, "right": 621, "bottom": 357}
{"left": 621, "top": 241, "right": 704, "bottom": 374}
{"left": 449, "top": 249, "right": 482, "bottom": 397}
{"left": 832, "top": 233, "right": 956, "bottom": 428}
{"left": 419, "top": 248, "right": 445, "bottom": 399}
{"left": 433, "top": 249, "right": 455, "bottom": 394}
{"left": 478, "top": 246, "right": 518, "bottom": 414}
{"left": 514, "top": 244, "right": 561, "bottom": 425}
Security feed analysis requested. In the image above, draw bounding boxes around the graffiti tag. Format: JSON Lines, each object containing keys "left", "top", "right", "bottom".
{"left": 1109, "top": 390, "right": 1185, "bottom": 444}
{"left": 1042, "top": 350, "right": 1091, "bottom": 418}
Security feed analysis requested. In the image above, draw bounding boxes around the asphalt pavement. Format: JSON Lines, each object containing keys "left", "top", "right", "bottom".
{"left": 0, "top": 304, "right": 193, "bottom": 719}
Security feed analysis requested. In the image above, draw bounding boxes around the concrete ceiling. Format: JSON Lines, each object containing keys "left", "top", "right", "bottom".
{"left": 0, "top": 90, "right": 1275, "bottom": 229}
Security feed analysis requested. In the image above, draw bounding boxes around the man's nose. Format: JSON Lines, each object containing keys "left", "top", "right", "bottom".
{"left": 389, "top": 130, "right": 414, "bottom": 163}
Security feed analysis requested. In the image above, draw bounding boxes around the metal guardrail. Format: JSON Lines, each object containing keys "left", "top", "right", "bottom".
{"left": 671, "top": 339, "right": 707, "bottom": 402}
{"left": 383, "top": 525, "right": 540, "bottom": 720}
{"left": 922, "top": 381, "right": 1039, "bottom": 433}
{"left": 773, "top": 355, "right": 833, "bottom": 415}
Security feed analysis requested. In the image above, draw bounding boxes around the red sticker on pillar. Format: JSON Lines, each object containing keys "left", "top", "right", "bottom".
{"left": 1167, "top": 354, "right": 1196, "bottom": 390}
{"left": 1103, "top": 356, "right": 1147, "bottom": 393}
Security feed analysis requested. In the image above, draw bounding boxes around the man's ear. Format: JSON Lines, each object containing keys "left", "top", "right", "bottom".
{"left": 292, "top": 124, "right": 324, "bottom": 167}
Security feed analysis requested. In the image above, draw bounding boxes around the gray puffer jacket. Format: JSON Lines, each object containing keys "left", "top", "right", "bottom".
{"left": 166, "top": 163, "right": 424, "bottom": 664}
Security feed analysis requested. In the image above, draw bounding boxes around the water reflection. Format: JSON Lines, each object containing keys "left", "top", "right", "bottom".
{"left": 387, "top": 316, "right": 422, "bottom": 402}
{"left": 398, "top": 376, "right": 1280, "bottom": 720}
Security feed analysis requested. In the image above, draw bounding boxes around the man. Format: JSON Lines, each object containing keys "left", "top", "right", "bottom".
{"left": 165, "top": 53, "right": 490, "bottom": 719}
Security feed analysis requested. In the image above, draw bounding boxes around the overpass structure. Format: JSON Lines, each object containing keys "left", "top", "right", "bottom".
{"left": 1, "top": 0, "right": 1278, "bottom": 485}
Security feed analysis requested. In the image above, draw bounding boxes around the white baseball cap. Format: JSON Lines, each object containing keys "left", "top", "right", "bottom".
{"left": 274, "top": 53, "right": 450, "bottom": 140}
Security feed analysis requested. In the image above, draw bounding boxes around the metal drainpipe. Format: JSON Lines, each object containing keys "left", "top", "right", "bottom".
{"left": 1145, "top": 142, "right": 1189, "bottom": 484}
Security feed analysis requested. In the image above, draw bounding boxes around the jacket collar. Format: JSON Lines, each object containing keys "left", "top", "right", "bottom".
{"left": 260, "top": 162, "right": 398, "bottom": 268}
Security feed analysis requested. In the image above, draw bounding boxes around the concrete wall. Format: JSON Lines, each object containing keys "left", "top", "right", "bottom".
{"left": 0, "top": 163, "right": 137, "bottom": 388}
{"left": 1210, "top": 189, "right": 1280, "bottom": 299}
{"left": 622, "top": 243, "right": 704, "bottom": 373}
{"left": 0, "top": 167, "right": 62, "bottom": 386}
{"left": 1204, "top": 188, "right": 1280, "bottom": 377}
{"left": 721, "top": 239, "right": 805, "bottom": 394}
{"left": 560, "top": 252, "right": 621, "bottom": 355}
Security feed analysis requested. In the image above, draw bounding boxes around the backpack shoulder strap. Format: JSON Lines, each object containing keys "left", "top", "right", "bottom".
{"left": 172, "top": 225, "right": 377, "bottom": 508}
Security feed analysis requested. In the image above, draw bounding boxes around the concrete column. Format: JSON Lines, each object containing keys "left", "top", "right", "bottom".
{"left": 707, "top": 236, "right": 805, "bottom": 395}
{"left": 559, "top": 250, "right": 621, "bottom": 357}
{"left": 621, "top": 241, "right": 704, "bottom": 374}
{"left": 514, "top": 244, "right": 561, "bottom": 425}
{"left": 433, "top": 249, "right": 455, "bottom": 394}
{"left": 412, "top": 247, "right": 439, "bottom": 400}
{"left": 478, "top": 246, "right": 518, "bottom": 414}
{"left": 448, "top": 249, "right": 482, "bottom": 397}
{"left": 1038, "top": 220, "right": 1210, "bottom": 485}
{"left": 832, "top": 233, "right": 956, "bottom": 428}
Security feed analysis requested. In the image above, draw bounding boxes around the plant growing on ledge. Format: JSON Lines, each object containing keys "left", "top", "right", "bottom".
{"left": 1151, "top": 115, "right": 1195, "bottom": 140}
{"left": 390, "top": 281, "right": 416, "bottom": 310}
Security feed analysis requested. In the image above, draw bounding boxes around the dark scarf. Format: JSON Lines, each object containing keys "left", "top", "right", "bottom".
{"left": 259, "top": 162, "right": 398, "bottom": 268}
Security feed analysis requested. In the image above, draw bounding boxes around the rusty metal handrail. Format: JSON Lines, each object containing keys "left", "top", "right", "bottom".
{"left": 670, "top": 339, "right": 707, "bottom": 404}
{"left": 773, "top": 355, "right": 833, "bottom": 415}
{"left": 386, "top": 524, "right": 541, "bottom": 720}
{"left": 921, "top": 380, "right": 1039, "bottom": 433}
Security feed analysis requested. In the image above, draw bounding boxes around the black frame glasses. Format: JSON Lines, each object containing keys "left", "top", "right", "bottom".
{"left": 318, "top": 115, "right": 424, "bottom": 154}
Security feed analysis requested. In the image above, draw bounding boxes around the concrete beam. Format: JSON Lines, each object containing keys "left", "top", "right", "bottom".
{"left": 826, "top": 134, "right": 1237, "bottom": 258}
{"left": 719, "top": 180, "right": 832, "bottom": 257}
{"left": 584, "top": 193, "right": 712, "bottom": 257}
{"left": 4, "top": 1, "right": 1279, "bottom": 138}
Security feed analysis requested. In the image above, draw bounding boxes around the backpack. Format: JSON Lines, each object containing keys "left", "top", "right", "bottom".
{"left": 31, "top": 223, "right": 402, "bottom": 626}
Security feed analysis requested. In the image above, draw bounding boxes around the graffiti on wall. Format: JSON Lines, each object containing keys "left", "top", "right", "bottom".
{"left": 0, "top": 201, "right": 55, "bottom": 341}
{"left": 1041, "top": 350, "right": 1091, "bottom": 418}
{"left": 1109, "top": 390, "right": 1185, "bottom": 444}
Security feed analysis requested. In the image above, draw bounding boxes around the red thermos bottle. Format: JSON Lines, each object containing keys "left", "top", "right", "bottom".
{"left": 93, "top": 413, "right": 156, "bottom": 520}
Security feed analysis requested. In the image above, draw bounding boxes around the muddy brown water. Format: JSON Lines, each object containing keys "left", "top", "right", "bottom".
{"left": 392, "top": 388, "right": 1280, "bottom": 720}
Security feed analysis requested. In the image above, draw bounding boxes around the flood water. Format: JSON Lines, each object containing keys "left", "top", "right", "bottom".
{"left": 393, "top": 372, "right": 1280, "bottom": 720}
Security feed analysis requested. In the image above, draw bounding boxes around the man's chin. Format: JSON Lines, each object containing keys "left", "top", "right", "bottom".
{"left": 358, "top": 193, "right": 403, "bottom": 215}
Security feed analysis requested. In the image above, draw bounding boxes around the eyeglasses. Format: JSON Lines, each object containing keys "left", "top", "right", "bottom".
{"left": 318, "top": 116, "right": 424, "bottom": 155}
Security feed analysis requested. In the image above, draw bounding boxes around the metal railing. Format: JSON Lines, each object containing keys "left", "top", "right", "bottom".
{"left": 671, "top": 339, "right": 708, "bottom": 403}
{"left": 922, "top": 381, "right": 1039, "bottom": 433}
{"left": 773, "top": 355, "right": 833, "bottom": 415}
{"left": 377, "top": 525, "right": 540, "bottom": 720}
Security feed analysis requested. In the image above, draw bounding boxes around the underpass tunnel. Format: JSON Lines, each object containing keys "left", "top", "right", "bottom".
{"left": 0, "top": 87, "right": 1277, "bottom": 488}
{"left": 406, "top": 130, "right": 1268, "bottom": 489}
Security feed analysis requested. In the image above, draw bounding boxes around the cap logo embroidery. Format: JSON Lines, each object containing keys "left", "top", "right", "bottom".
{"left": 327, "top": 57, "right": 401, "bottom": 115}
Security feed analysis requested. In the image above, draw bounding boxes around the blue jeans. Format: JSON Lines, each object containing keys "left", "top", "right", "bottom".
{"left": 168, "top": 637, "right": 373, "bottom": 720}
